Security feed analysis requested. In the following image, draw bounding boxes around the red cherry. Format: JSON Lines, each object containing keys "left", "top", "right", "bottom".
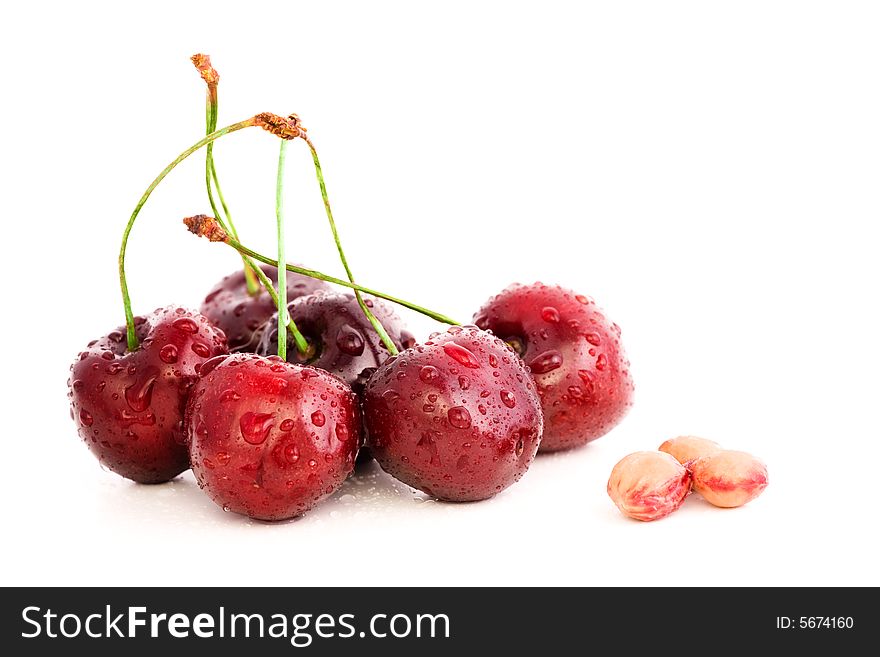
{"left": 255, "top": 291, "right": 415, "bottom": 395}
{"left": 362, "top": 326, "right": 543, "bottom": 502}
{"left": 474, "top": 283, "right": 634, "bottom": 451}
{"left": 185, "top": 353, "right": 360, "bottom": 520}
{"left": 200, "top": 264, "right": 329, "bottom": 350}
{"left": 67, "top": 307, "right": 228, "bottom": 483}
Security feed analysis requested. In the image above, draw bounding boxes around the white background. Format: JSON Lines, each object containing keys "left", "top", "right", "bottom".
{"left": 2, "top": 1, "right": 878, "bottom": 586}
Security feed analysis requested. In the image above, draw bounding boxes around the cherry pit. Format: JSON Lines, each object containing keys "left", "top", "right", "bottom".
{"left": 67, "top": 55, "right": 765, "bottom": 522}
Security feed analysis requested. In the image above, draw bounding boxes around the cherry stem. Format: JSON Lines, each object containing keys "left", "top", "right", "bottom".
{"left": 241, "top": 257, "right": 315, "bottom": 357}
{"left": 119, "top": 118, "right": 258, "bottom": 351}
{"left": 275, "top": 140, "right": 288, "bottom": 359}
{"left": 247, "top": 262, "right": 284, "bottom": 319}
{"left": 204, "top": 92, "right": 224, "bottom": 224}
{"left": 219, "top": 237, "right": 461, "bottom": 326}
{"left": 194, "top": 56, "right": 259, "bottom": 295}
{"left": 274, "top": 141, "right": 310, "bottom": 358}
{"left": 305, "top": 140, "right": 399, "bottom": 356}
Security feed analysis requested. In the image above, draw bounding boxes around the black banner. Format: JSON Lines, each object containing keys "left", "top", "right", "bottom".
{"left": 0, "top": 587, "right": 869, "bottom": 654}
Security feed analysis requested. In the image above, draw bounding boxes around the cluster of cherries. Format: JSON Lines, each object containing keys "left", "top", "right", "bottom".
{"left": 67, "top": 56, "right": 634, "bottom": 521}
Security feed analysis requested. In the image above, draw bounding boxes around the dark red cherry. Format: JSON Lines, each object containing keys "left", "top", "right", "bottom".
{"left": 362, "top": 326, "right": 543, "bottom": 502}
{"left": 254, "top": 291, "right": 415, "bottom": 396}
{"left": 474, "top": 283, "right": 633, "bottom": 451}
{"left": 200, "top": 264, "right": 329, "bottom": 351}
{"left": 185, "top": 353, "right": 360, "bottom": 520}
{"left": 67, "top": 307, "right": 228, "bottom": 483}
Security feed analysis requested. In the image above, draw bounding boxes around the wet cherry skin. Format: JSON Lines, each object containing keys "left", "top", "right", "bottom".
{"left": 474, "top": 283, "right": 633, "bottom": 452}
{"left": 185, "top": 353, "right": 360, "bottom": 520}
{"left": 362, "top": 326, "right": 543, "bottom": 502}
{"left": 67, "top": 307, "right": 228, "bottom": 484}
{"left": 255, "top": 291, "right": 415, "bottom": 396}
{"left": 200, "top": 264, "right": 329, "bottom": 351}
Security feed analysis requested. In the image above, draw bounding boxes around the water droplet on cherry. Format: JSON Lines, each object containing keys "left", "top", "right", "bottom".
{"left": 500, "top": 390, "right": 516, "bottom": 408}
{"left": 159, "top": 344, "right": 178, "bottom": 364}
{"left": 447, "top": 406, "right": 472, "bottom": 429}
{"left": 529, "top": 350, "right": 563, "bottom": 374}
{"left": 336, "top": 324, "right": 365, "bottom": 356}
{"left": 220, "top": 389, "right": 241, "bottom": 402}
{"left": 419, "top": 365, "right": 440, "bottom": 383}
{"left": 443, "top": 342, "right": 481, "bottom": 369}
{"left": 577, "top": 369, "right": 596, "bottom": 394}
{"left": 198, "top": 355, "right": 227, "bottom": 377}
{"left": 382, "top": 389, "right": 401, "bottom": 405}
{"left": 124, "top": 367, "right": 159, "bottom": 412}
{"left": 191, "top": 342, "right": 211, "bottom": 358}
{"left": 172, "top": 317, "right": 199, "bottom": 334}
{"left": 239, "top": 411, "right": 275, "bottom": 444}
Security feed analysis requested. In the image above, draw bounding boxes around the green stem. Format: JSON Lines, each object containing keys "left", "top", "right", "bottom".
{"left": 241, "top": 255, "right": 310, "bottom": 352}
{"left": 274, "top": 140, "right": 309, "bottom": 358}
{"left": 210, "top": 165, "right": 234, "bottom": 236}
{"left": 307, "top": 141, "right": 399, "bottom": 356}
{"left": 244, "top": 258, "right": 279, "bottom": 309}
{"left": 275, "top": 140, "right": 287, "bottom": 359}
{"left": 223, "top": 238, "right": 461, "bottom": 326}
{"left": 119, "top": 119, "right": 257, "bottom": 351}
{"left": 204, "top": 84, "right": 259, "bottom": 295}
{"left": 204, "top": 95, "right": 225, "bottom": 230}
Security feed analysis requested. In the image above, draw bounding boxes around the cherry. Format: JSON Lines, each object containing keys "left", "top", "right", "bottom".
{"left": 362, "top": 326, "right": 543, "bottom": 501}
{"left": 67, "top": 307, "right": 228, "bottom": 483}
{"left": 255, "top": 291, "right": 415, "bottom": 395}
{"left": 185, "top": 353, "right": 360, "bottom": 520}
{"left": 200, "top": 264, "right": 329, "bottom": 350}
{"left": 474, "top": 283, "right": 634, "bottom": 452}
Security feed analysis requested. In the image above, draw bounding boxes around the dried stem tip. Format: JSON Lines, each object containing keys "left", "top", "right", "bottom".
{"left": 255, "top": 112, "right": 308, "bottom": 140}
{"left": 191, "top": 53, "right": 219, "bottom": 85}
{"left": 184, "top": 214, "right": 228, "bottom": 242}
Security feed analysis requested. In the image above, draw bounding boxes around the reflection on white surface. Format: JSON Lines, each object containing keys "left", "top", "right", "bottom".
{"left": 96, "top": 460, "right": 440, "bottom": 529}
{"left": 7, "top": 406, "right": 873, "bottom": 587}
